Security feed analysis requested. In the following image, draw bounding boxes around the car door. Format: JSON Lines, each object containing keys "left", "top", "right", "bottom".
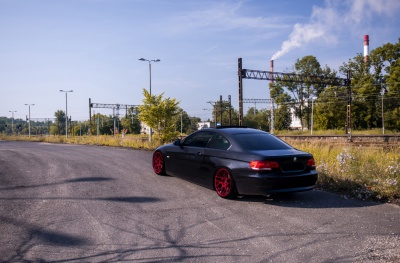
{"left": 166, "top": 131, "right": 214, "bottom": 181}
{"left": 197, "top": 133, "right": 232, "bottom": 187}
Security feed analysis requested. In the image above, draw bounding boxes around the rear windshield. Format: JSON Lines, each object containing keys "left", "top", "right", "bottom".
{"left": 234, "top": 133, "right": 292, "bottom": 151}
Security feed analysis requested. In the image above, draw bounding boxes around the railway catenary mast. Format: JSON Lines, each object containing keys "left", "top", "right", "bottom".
{"left": 89, "top": 98, "right": 138, "bottom": 134}
{"left": 270, "top": 59, "right": 274, "bottom": 134}
{"left": 238, "top": 58, "right": 351, "bottom": 139}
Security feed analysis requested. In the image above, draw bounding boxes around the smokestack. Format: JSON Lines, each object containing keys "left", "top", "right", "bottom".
{"left": 270, "top": 60, "right": 274, "bottom": 82}
{"left": 364, "top": 35, "right": 369, "bottom": 63}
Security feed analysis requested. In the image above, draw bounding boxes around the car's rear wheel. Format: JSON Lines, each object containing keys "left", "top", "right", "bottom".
{"left": 214, "top": 168, "right": 237, "bottom": 199}
{"left": 152, "top": 151, "right": 166, "bottom": 175}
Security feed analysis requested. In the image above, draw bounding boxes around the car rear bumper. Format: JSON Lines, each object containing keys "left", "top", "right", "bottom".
{"left": 235, "top": 171, "right": 318, "bottom": 195}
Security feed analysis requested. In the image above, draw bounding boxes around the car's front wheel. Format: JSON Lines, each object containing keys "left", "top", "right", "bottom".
{"left": 152, "top": 151, "right": 166, "bottom": 175}
{"left": 214, "top": 168, "right": 237, "bottom": 199}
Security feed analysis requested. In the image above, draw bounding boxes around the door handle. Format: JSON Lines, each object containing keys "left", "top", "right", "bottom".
{"left": 197, "top": 152, "right": 202, "bottom": 156}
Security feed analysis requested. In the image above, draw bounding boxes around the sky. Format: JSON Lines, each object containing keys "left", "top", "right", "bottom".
{"left": 1, "top": 0, "right": 400, "bottom": 121}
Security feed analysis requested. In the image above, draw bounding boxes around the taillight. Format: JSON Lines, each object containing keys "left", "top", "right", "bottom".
{"left": 307, "top": 158, "right": 316, "bottom": 168}
{"left": 249, "top": 160, "right": 280, "bottom": 170}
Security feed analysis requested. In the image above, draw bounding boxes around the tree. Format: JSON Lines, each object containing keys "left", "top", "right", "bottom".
{"left": 271, "top": 55, "right": 343, "bottom": 131}
{"left": 54, "top": 110, "right": 66, "bottom": 135}
{"left": 370, "top": 38, "right": 400, "bottom": 131}
{"left": 274, "top": 56, "right": 325, "bottom": 130}
{"left": 138, "top": 89, "right": 180, "bottom": 142}
{"left": 120, "top": 107, "right": 141, "bottom": 134}
{"left": 172, "top": 109, "right": 195, "bottom": 135}
{"left": 339, "top": 38, "right": 400, "bottom": 131}
{"left": 274, "top": 104, "right": 292, "bottom": 130}
{"left": 243, "top": 107, "right": 259, "bottom": 129}
{"left": 189, "top": 116, "right": 201, "bottom": 133}
{"left": 0, "top": 117, "right": 8, "bottom": 134}
{"left": 209, "top": 100, "right": 238, "bottom": 127}
{"left": 270, "top": 82, "right": 293, "bottom": 131}
{"left": 90, "top": 113, "right": 115, "bottom": 135}
{"left": 243, "top": 108, "right": 270, "bottom": 131}
{"left": 314, "top": 86, "right": 347, "bottom": 130}
{"left": 70, "top": 120, "right": 90, "bottom": 136}
{"left": 340, "top": 54, "right": 377, "bottom": 129}
{"left": 294, "top": 56, "right": 337, "bottom": 130}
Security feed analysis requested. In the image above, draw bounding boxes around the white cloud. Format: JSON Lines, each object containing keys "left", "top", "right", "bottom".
{"left": 271, "top": 0, "right": 400, "bottom": 61}
{"left": 164, "top": 1, "right": 288, "bottom": 35}
{"left": 347, "top": 0, "right": 400, "bottom": 24}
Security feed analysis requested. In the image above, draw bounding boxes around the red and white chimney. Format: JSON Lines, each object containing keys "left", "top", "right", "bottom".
{"left": 364, "top": 35, "right": 369, "bottom": 63}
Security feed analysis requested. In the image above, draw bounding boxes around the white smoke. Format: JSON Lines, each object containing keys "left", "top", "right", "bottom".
{"left": 271, "top": 23, "right": 328, "bottom": 61}
{"left": 347, "top": 0, "right": 400, "bottom": 24}
{"left": 271, "top": 0, "right": 400, "bottom": 61}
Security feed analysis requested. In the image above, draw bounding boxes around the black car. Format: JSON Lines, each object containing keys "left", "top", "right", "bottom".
{"left": 152, "top": 127, "right": 318, "bottom": 199}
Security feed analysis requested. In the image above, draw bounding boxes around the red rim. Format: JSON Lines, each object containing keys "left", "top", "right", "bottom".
{"left": 153, "top": 151, "right": 164, "bottom": 174}
{"left": 214, "top": 168, "right": 232, "bottom": 197}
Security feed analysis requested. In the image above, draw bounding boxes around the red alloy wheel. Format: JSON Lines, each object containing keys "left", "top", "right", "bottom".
{"left": 214, "top": 168, "right": 236, "bottom": 198}
{"left": 152, "top": 151, "right": 165, "bottom": 175}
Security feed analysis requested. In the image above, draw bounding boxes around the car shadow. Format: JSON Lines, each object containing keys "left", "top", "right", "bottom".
{"left": 63, "top": 177, "right": 114, "bottom": 183}
{"left": 235, "top": 189, "right": 381, "bottom": 208}
{"left": 0, "top": 177, "right": 115, "bottom": 191}
{"left": 99, "top": 196, "right": 162, "bottom": 203}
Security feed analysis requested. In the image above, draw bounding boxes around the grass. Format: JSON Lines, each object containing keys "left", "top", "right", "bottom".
{"left": 1, "top": 133, "right": 399, "bottom": 204}
{"left": 0, "top": 134, "right": 158, "bottom": 150}
{"left": 275, "top": 128, "right": 400, "bottom": 136}
{"left": 285, "top": 139, "right": 400, "bottom": 204}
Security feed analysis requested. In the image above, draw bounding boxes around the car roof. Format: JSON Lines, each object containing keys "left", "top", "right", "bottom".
{"left": 200, "top": 127, "right": 268, "bottom": 136}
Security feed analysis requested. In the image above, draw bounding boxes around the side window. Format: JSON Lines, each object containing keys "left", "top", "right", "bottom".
{"left": 207, "top": 133, "right": 231, "bottom": 150}
{"left": 182, "top": 131, "right": 214, "bottom": 148}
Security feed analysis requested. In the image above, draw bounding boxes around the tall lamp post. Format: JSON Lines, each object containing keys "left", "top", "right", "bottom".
{"left": 24, "top": 104, "right": 34, "bottom": 137}
{"left": 60, "top": 90, "right": 73, "bottom": 139}
{"left": 139, "top": 58, "right": 160, "bottom": 143}
{"left": 9, "top": 110, "right": 17, "bottom": 134}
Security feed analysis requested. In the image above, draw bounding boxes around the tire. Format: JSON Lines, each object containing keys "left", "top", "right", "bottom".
{"left": 152, "top": 151, "right": 166, "bottom": 175}
{"left": 214, "top": 168, "right": 237, "bottom": 199}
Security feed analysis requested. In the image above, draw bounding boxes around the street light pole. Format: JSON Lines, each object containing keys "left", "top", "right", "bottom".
{"left": 60, "top": 90, "right": 73, "bottom": 139}
{"left": 24, "top": 104, "right": 34, "bottom": 137}
{"left": 139, "top": 58, "right": 160, "bottom": 143}
{"left": 9, "top": 110, "right": 17, "bottom": 134}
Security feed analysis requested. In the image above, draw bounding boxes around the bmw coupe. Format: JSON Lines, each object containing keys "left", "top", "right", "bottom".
{"left": 152, "top": 127, "right": 318, "bottom": 199}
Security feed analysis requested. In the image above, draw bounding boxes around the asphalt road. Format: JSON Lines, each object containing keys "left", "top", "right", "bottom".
{"left": 0, "top": 140, "right": 399, "bottom": 263}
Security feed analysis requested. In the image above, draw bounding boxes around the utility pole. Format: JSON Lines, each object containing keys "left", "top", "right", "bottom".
{"left": 9, "top": 110, "right": 17, "bottom": 134}
{"left": 238, "top": 58, "right": 243, "bottom": 126}
{"left": 381, "top": 84, "right": 385, "bottom": 135}
{"left": 228, "top": 95, "right": 232, "bottom": 125}
{"left": 60, "top": 90, "right": 73, "bottom": 139}
{"left": 24, "top": 104, "right": 34, "bottom": 137}
{"left": 97, "top": 113, "right": 100, "bottom": 136}
{"left": 345, "top": 71, "right": 352, "bottom": 141}
{"left": 310, "top": 97, "right": 316, "bottom": 135}
{"left": 180, "top": 110, "right": 183, "bottom": 136}
{"left": 207, "top": 101, "right": 217, "bottom": 127}
{"left": 220, "top": 95, "right": 223, "bottom": 126}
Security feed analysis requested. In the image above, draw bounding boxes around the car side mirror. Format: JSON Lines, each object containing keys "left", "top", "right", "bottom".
{"left": 173, "top": 139, "right": 182, "bottom": 147}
